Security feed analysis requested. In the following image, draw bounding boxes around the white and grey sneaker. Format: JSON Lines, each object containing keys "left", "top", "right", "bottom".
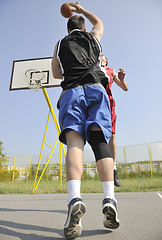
{"left": 64, "top": 198, "right": 86, "bottom": 240}
{"left": 102, "top": 198, "right": 119, "bottom": 229}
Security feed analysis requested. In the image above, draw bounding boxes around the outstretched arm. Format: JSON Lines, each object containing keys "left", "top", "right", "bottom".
{"left": 113, "top": 68, "right": 128, "bottom": 91}
{"left": 69, "top": 2, "right": 103, "bottom": 41}
{"left": 51, "top": 42, "right": 63, "bottom": 79}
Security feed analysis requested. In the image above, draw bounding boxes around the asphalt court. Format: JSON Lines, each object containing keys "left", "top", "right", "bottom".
{"left": 0, "top": 192, "right": 162, "bottom": 240}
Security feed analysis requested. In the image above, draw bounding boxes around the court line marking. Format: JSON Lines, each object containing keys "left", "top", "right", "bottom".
{"left": 157, "top": 192, "right": 162, "bottom": 200}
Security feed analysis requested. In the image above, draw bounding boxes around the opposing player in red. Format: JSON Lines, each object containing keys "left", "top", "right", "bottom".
{"left": 100, "top": 55, "right": 128, "bottom": 187}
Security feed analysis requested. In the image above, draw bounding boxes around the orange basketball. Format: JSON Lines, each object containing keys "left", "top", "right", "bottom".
{"left": 60, "top": 3, "right": 73, "bottom": 18}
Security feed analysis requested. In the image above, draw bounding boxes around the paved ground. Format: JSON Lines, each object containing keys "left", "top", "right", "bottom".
{"left": 0, "top": 192, "right": 162, "bottom": 240}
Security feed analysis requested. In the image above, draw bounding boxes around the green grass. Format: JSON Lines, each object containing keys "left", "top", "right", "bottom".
{"left": 0, "top": 177, "right": 162, "bottom": 194}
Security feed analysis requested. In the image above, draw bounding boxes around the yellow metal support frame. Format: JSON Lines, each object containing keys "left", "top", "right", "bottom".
{"left": 12, "top": 157, "right": 16, "bottom": 182}
{"left": 32, "top": 88, "right": 66, "bottom": 193}
{"left": 147, "top": 143, "right": 153, "bottom": 178}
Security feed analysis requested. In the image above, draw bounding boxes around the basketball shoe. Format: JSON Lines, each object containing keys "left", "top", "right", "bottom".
{"left": 102, "top": 198, "right": 119, "bottom": 229}
{"left": 114, "top": 169, "right": 121, "bottom": 187}
{"left": 64, "top": 198, "right": 86, "bottom": 239}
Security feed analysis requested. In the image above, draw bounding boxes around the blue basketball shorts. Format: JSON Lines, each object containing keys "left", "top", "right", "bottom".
{"left": 58, "top": 83, "right": 112, "bottom": 145}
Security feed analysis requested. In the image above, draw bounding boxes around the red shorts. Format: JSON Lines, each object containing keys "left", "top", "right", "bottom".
{"left": 108, "top": 96, "right": 117, "bottom": 134}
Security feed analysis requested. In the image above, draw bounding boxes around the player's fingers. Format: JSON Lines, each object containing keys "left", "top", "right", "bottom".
{"left": 69, "top": 2, "right": 79, "bottom": 8}
{"left": 69, "top": 2, "right": 81, "bottom": 12}
{"left": 69, "top": 2, "right": 77, "bottom": 7}
{"left": 119, "top": 69, "right": 125, "bottom": 75}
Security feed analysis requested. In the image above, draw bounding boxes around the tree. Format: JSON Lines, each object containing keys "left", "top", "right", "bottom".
{"left": 0, "top": 141, "right": 8, "bottom": 170}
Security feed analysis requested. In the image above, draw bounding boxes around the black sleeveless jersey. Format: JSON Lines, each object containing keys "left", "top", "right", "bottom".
{"left": 57, "top": 30, "right": 108, "bottom": 90}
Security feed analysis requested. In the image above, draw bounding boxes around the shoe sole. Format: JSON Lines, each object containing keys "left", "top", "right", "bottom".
{"left": 64, "top": 201, "right": 86, "bottom": 240}
{"left": 114, "top": 171, "right": 121, "bottom": 187}
{"left": 114, "top": 180, "right": 121, "bottom": 187}
{"left": 102, "top": 203, "right": 119, "bottom": 229}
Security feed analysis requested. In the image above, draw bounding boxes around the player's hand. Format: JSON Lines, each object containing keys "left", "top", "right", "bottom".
{"left": 118, "top": 68, "right": 125, "bottom": 81}
{"left": 69, "top": 2, "right": 85, "bottom": 14}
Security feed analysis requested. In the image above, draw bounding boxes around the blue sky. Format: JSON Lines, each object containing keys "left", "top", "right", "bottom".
{"left": 0, "top": 0, "right": 162, "bottom": 157}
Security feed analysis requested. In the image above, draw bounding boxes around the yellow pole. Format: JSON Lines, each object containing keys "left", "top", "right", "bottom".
{"left": 32, "top": 110, "right": 51, "bottom": 193}
{"left": 63, "top": 152, "right": 65, "bottom": 180}
{"left": 123, "top": 147, "right": 129, "bottom": 179}
{"left": 42, "top": 88, "right": 66, "bottom": 158}
{"left": 33, "top": 88, "right": 66, "bottom": 193}
{"left": 42, "top": 88, "right": 60, "bottom": 133}
{"left": 34, "top": 138, "right": 59, "bottom": 193}
{"left": 148, "top": 143, "right": 153, "bottom": 178}
{"left": 60, "top": 142, "right": 63, "bottom": 190}
{"left": 12, "top": 157, "right": 16, "bottom": 182}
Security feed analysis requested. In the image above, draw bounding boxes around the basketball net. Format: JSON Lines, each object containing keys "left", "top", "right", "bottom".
{"left": 25, "top": 69, "right": 45, "bottom": 91}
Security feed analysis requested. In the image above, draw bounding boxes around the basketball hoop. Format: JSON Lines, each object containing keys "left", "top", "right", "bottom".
{"left": 25, "top": 69, "right": 45, "bottom": 91}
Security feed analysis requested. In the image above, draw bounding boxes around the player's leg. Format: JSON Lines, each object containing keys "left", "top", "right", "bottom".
{"left": 66, "top": 130, "right": 84, "bottom": 182}
{"left": 96, "top": 157, "right": 119, "bottom": 229}
{"left": 109, "top": 133, "right": 116, "bottom": 163}
{"left": 89, "top": 125, "right": 114, "bottom": 182}
{"left": 58, "top": 87, "right": 87, "bottom": 239}
{"left": 109, "top": 121, "right": 121, "bottom": 187}
{"left": 88, "top": 126, "right": 119, "bottom": 229}
{"left": 86, "top": 84, "right": 119, "bottom": 229}
{"left": 64, "top": 130, "right": 86, "bottom": 240}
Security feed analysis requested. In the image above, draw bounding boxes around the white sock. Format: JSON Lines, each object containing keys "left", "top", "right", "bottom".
{"left": 114, "top": 162, "right": 117, "bottom": 170}
{"left": 67, "top": 180, "right": 81, "bottom": 203}
{"left": 102, "top": 181, "right": 117, "bottom": 202}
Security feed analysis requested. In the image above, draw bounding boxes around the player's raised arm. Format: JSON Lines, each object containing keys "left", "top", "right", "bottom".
{"left": 52, "top": 42, "right": 63, "bottom": 79}
{"left": 69, "top": 2, "right": 103, "bottom": 41}
{"left": 113, "top": 69, "right": 128, "bottom": 91}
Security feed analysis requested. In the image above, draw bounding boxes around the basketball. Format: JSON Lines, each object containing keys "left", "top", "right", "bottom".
{"left": 60, "top": 3, "right": 73, "bottom": 18}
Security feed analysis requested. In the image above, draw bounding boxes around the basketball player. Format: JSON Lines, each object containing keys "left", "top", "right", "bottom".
{"left": 100, "top": 54, "right": 128, "bottom": 187}
{"left": 52, "top": 2, "right": 119, "bottom": 239}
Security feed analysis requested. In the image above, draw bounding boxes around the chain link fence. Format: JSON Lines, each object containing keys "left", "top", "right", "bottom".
{"left": 1, "top": 141, "right": 162, "bottom": 182}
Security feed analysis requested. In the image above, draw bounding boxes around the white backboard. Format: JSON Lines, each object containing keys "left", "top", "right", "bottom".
{"left": 9, "top": 57, "right": 62, "bottom": 91}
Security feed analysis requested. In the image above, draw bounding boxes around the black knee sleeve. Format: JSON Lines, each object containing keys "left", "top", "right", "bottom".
{"left": 88, "top": 131, "right": 112, "bottom": 162}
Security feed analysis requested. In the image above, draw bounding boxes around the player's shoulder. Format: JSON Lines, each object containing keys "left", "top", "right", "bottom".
{"left": 107, "top": 67, "right": 114, "bottom": 71}
{"left": 105, "top": 66, "right": 114, "bottom": 74}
